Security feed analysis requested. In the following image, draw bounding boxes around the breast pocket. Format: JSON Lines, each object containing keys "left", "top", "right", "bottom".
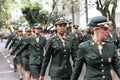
{"left": 86, "top": 55, "right": 99, "bottom": 60}
{"left": 85, "top": 54, "right": 100, "bottom": 66}
{"left": 52, "top": 42, "right": 62, "bottom": 55}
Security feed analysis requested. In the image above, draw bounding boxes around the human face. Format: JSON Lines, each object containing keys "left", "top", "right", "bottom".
{"left": 94, "top": 27, "right": 109, "bottom": 41}
{"left": 56, "top": 24, "right": 67, "bottom": 36}
{"left": 25, "top": 31, "right": 31, "bottom": 36}
{"left": 108, "top": 26, "right": 114, "bottom": 34}
{"left": 17, "top": 31, "right": 23, "bottom": 36}
{"left": 73, "top": 28, "right": 78, "bottom": 33}
{"left": 14, "top": 29, "right": 18, "bottom": 33}
{"left": 34, "top": 28, "right": 41, "bottom": 34}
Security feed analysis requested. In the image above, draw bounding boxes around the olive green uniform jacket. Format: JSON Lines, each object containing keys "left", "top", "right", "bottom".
{"left": 71, "top": 39, "right": 120, "bottom": 80}
{"left": 29, "top": 35, "right": 46, "bottom": 65}
{"left": 83, "top": 33, "right": 92, "bottom": 41}
{"left": 70, "top": 33, "right": 83, "bottom": 50}
{"left": 11, "top": 35, "right": 32, "bottom": 71}
{"left": 10, "top": 35, "right": 23, "bottom": 63}
{"left": 107, "top": 32, "right": 120, "bottom": 48}
{"left": 40, "top": 35, "right": 77, "bottom": 78}
{"left": 10, "top": 35, "right": 31, "bottom": 58}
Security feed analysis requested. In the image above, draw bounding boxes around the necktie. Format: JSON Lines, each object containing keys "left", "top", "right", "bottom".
{"left": 36, "top": 37, "right": 39, "bottom": 43}
{"left": 61, "top": 38, "right": 65, "bottom": 47}
{"left": 96, "top": 42, "right": 103, "bottom": 54}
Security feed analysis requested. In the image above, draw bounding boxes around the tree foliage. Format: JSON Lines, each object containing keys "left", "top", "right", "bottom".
{"left": 0, "top": 0, "right": 18, "bottom": 33}
{"left": 22, "top": 3, "right": 49, "bottom": 27}
{"left": 0, "top": 0, "right": 6, "bottom": 28}
{"left": 21, "top": 0, "right": 63, "bottom": 30}
{"left": 96, "top": 0, "right": 117, "bottom": 28}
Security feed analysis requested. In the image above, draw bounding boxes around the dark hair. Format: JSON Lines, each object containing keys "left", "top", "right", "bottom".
{"left": 89, "top": 27, "right": 94, "bottom": 35}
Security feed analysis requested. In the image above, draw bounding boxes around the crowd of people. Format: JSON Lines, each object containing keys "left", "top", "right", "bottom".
{"left": 5, "top": 16, "right": 120, "bottom": 80}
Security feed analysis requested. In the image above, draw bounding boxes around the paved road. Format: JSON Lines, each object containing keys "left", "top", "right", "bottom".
{"left": 0, "top": 40, "right": 119, "bottom": 80}
{"left": 0, "top": 40, "right": 51, "bottom": 80}
{"left": 0, "top": 40, "right": 19, "bottom": 80}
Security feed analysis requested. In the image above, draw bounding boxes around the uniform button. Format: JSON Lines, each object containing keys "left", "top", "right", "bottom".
{"left": 39, "top": 56, "right": 40, "bottom": 58}
{"left": 101, "top": 70, "right": 104, "bottom": 72}
{"left": 38, "top": 48, "right": 39, "bottom": 50}
{"left": 101, "top": 59, "right": 104, "bottom": 61}
{"left": 64, "top": 60, "right": 67, "bottom": 63}
{"left": 102, "top": 76, "right": 105, "bottom": 78}
{"left": 101, "top": 64, "right": 104, "bottom": 67}
{"left": 65, "top": 65, "right": 67, "bottom": 68}
{"left": 64, "top": 55, "right": 66, "bottom": 57}
{"left": 64, "top": 49, "right": 66, "bottom": 52}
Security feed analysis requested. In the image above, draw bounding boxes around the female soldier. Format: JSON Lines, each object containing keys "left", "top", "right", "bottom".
{"left": 39, "top": 18, "right": 76, "bottom": 80}
{"left": 70, "top": 25, "right": 83, "bottom": 55}
{"left": 29, "top": 24, "right": 46, "bottom": 80}
{"left": 21, "top": 28, "right": 32, "bottom": 80}
{"left": 5, "top": 26, "right": 18, "bottom": 72}
{"left": 70, "top": 16, "right": 120, "bottom": 80}
{"left": 11, "top": 25, "right": 46, "bottom": 80}
{"left": 10, "top": 29, "right": 23, "bottom": 80}
{"left": 11, "top": 28, "right": 32, "bottom": 80}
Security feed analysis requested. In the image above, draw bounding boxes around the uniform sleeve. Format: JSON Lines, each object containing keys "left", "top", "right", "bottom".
{"left": 10, "top": 40, "right": 22, "bottom": 55}
{"left": 112, "top": 47, "right": 120, "bottom": 78}
{"left": 70, "top": 44, "right": 85, "bottom": 80}
{"left": 16, "top": 39, "right": 29, "bottom": 56}
{"left": 71, "top": 40, "right": 77, "bottom": 66}
{"left": 40, "top": 39, "right": 53, "bottom": 76}
{"left": 8, "top": 37, "right": 18, "bottom": 49}
{"left": 5, "top": 34, "right": 12, "bottom": 48}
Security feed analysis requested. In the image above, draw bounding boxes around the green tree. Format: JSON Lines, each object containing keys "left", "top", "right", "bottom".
{"left": 96, "top": 0, "right": 117, "bottom": 28}
{"left": 22, "top": 2, "right": 49, "bottom": 27}
{"left": 0, "top": 0, "right": 19, "bottom": 32}
{"left": 21, "top": 0, "right": 63, "bottom": 30}
{"left": 0, "top": 0, "right": 6, "bottom": 28}
{"left": 43, "top": 0, "right": 62, "bottom": 30}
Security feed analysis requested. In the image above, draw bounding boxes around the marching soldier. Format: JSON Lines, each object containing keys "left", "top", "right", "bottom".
{"left": 29, "top": 24, "right": 46, "bottom": 80}
{"left": 70, "top": 16, "right": 120, "bottom": 80}
{"left": 83, "top": 27, "right": 92, "bottom": 41}
{"left": 21, "top": 28, "right": 32, "bottom": 80}
{"left": 107, "top": 24, "right": 120, "bottom": 48}
{"left": 39, "top": 18, "right": 76, "bottom": 80}
{"left": 5, "top": 26, "right": 18, "bottom": 72}
{"left": 70, "top": 25, "right": 83, "bottom": 54}
{"left": 107, "top": 23, "right": 120, "bottom": 80}
{"left": 10, "top": 29, "right": 23, "bottom": 80}
{"left": 10, "top": 28, "right": 32, "bottom": 80}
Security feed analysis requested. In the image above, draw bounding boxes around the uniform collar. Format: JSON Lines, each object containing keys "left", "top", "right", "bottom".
{"left": 57, "top": 33, "right": 66, "bottom": 40}
{"left": 91, "top": 39, "right": 105, "bottom": 46}
{"left": 34, "top": 34, "right": 41, "bottom": 38}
